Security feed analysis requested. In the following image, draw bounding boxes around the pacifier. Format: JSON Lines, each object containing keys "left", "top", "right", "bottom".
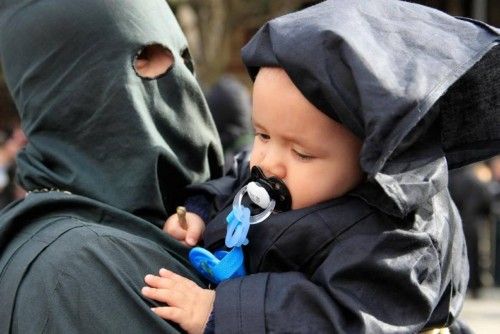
{"left": 232, "top": 166, "right": 292, "bottom": 224}
{"left": 250, "top": 166, "right": 292, "bottom": 212}
{"left": 188, "top": 166, "right": 292, "bottom": 284}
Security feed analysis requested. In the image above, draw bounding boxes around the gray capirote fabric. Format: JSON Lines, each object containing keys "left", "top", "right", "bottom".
{"left": 0, "top": 0, "right": 223, "bottom": 332}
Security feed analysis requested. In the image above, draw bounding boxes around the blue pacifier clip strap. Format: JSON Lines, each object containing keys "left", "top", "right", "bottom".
{"left": 189, "top": 205, "right": 250, "bottom": 284}
{"left": 225, "top": 206, "right": 250, "bottom": 247}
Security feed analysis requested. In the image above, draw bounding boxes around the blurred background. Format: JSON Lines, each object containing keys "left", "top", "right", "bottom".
{"left": 1, "top": 0, "right": 499, "bottom": 331}
{"left": 166, "top": 0, "right": 500, "bottom": 87}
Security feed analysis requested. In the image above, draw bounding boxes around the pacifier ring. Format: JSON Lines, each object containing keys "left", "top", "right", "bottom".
{"left": 233, "top": 184, "right": 275, "bottom": 224}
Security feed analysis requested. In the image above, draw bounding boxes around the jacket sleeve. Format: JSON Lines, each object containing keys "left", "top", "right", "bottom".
{"left": 213, "top": 222, "right": 442, "bottom": 333}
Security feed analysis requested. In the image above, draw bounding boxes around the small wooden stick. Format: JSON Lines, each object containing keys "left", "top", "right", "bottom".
{"left": 176, "top": 206, "right": 188, "bottom": 229}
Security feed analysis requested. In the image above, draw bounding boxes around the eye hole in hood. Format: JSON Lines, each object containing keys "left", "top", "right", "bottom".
{"left": 181, "top": 48, "right": 194, "bottom": 74}
{"left": 133, "top": 43, "right": 174, "bottom": 79}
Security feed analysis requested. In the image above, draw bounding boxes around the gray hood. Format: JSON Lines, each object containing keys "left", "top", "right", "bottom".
{"left": 0, "top": 0, "right": 224, "bottom": 226}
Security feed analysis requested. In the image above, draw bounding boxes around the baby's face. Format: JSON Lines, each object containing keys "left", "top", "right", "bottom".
{"left": 250, "top": 68, "right": 364, "bottom": 210}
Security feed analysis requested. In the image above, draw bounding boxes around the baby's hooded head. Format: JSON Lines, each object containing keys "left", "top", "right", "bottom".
{"left": 249, "top": 67, "right": 364, "bottom": 210}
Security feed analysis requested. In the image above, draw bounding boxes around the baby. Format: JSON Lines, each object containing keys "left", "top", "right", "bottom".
{"left": 141, "top": 0, "right": 499, "bottom": 332}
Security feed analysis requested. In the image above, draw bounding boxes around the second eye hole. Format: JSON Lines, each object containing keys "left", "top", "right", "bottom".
{"left": 181, "top": 48, "right": 194, "bottom": 73}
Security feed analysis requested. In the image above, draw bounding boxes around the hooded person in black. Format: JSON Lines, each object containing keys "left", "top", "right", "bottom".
{"left": 143, "top": 0, "right": 500, "bottom": 333}
{"left": 0, "top": 0, "right": 224, "bottom": 332}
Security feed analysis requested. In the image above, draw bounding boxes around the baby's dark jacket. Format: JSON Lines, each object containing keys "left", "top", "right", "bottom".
{"left": 188, "top": 155, "right": 466, "bottom": 333}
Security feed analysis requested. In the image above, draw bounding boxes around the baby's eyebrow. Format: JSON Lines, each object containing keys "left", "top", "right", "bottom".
{"left": 291, "top": 134, "right": 330, "bottom": 155}
{"left": 251, "top": 119, "right": 266, "bottom": 131}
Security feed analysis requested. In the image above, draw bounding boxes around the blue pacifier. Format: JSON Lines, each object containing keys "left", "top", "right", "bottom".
{"left": 189, "top": 166, "right": 292, "bottom": 284}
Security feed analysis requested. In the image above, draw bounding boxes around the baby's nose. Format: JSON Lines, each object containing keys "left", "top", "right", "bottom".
{"left": 259, "top": 156, "right": 286, "bottom": 180}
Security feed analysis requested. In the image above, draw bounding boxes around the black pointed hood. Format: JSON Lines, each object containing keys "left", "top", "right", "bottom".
{"left": 0, "top": 0, "right": 223, "bottom": 225}
{"left": 241, "top": 0, "right": 499, "bottom": 215}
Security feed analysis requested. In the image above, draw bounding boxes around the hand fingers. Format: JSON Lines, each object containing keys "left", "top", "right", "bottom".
{"left": 184, "top": 213, "right": 206, "bottom": 246}
{"left": 141, "top": 286, "right": 185, "bottom": 306}
{"left": 144, "top": 269, "right": 198, "bottom": 292}
{"left": 144, "top": 274, "right": 177, "bottom": 290}
{"left": 185, "top": 222, "right": 204, "bottom": 246}
{"left": 158, "top": 269, "right": 198, "bottom": 289}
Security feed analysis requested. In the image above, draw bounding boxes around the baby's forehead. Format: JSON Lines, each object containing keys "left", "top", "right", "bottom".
{"left": 253, "top": 66, "right": 347, "bottom": 131}
{"left": 253, "top": 67, "right": 296, "bottom": 92}
{"left": 256, "top": 67, "right": 287, "bottom": 79}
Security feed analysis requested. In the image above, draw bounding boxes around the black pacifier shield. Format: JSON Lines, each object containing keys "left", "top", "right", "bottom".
{"left": 250, "top": 166, "right": 292, "bottom": 212}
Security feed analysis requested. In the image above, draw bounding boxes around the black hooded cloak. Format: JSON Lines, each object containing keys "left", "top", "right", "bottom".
{"left": 0, "top": 0, "right": 223, "bottom": 332}
{"left": 192, "top": 0, "right": 500, "bottom": 333}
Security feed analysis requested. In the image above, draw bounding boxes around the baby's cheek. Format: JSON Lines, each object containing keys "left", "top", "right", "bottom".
{"left": 288, "top": 182, "right": 308, "bottom": 210}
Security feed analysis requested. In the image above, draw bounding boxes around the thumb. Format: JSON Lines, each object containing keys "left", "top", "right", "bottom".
{"left": 185, "top": 220, "right": 205, "bottom": 246}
